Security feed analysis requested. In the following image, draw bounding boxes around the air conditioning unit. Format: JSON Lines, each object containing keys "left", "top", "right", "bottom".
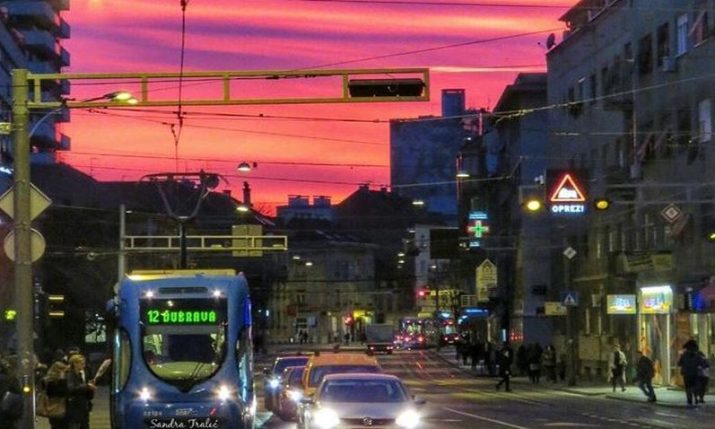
{"left": 662, "top": 56, "right": 677, "bottom": 72}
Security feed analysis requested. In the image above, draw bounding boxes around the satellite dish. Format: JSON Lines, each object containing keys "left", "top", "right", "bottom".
{"left": 546, "top": 33, "right": 556, "bottom": 49}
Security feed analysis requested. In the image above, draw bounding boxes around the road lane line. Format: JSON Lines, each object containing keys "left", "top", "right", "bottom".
{"left": 444, "top": 407, "right": 531, "bottom": 429}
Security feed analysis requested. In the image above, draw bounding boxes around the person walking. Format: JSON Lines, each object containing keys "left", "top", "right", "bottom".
{"left": 543, "top": 345, "right": 557, "bottom": 383}
{"left": 678, "top": 339, "right": 703, "bottom": 407}
{"left": 65, "top": 354, "right": 95, "bottom": 429}
{"left": 39, "top": 352, "right": 71, "bottom": 429}
{"left": 495, "top": 342, "right": 514, "bottom": 392}
{"left": 609, "top": 344, "right": 627, "bottom": 392}
{"left": 635, "top": 350, "right": 656, "bottom": 402}
{"left": 695, "top": 350, "right": 710, "bottom": 404}
{"left": 527, "top": 343, "right": 543, "bottom": 384}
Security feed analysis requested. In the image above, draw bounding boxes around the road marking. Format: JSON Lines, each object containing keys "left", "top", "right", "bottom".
{"left": 444, "top": 407, "right": 531, "bottom": 429}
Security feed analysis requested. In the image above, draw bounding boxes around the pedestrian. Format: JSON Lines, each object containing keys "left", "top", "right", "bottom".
{"left": 609, "top": 344, "right": 627, "bottom": 392}
{"left": 516, "top": 344, "right": 528, "bottom": 377}
{"left": 695, "top": 350, "right": 710, "bottom": 404}
{"left": 470, "top": 341, "right": 482, "bottom": 371}
{"left": 557, "top": 354, "right": 567, "bottom": 381}
{"left": 527, "top": 343, "right": 543, "bottom": 384}
{"left": 65, "top": 354, "right": 95, "bottom": 429}
{"left": 543, "top": 345, "right": 557, "bottom": 383}
{"left": 677, "top": 339, "right": 702, "bottom": 407}
{"left": 343, "top": 332, "right": 350, "bottom": 345}
{"left": 635, "top": 350, "right": 656, "bottom": 403}
{"left": 0, "top": 354, "right": 22, "bottom": 429}
{"left": 38, "top": 350, "right": 70, "bottom": 429}
{"left": 495, "top": 342, "right": 514, "bottom": 392}
{"left": 485, "top": 341, "right": 496, "bottom": 377}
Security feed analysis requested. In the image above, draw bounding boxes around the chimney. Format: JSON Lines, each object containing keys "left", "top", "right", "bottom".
{"left": 242, "top": 181, "right": 251, "bottom": 207}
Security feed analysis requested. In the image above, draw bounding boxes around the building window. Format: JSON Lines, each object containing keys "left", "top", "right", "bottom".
{"left": 699, "top": 99, "right": 712, "bottom": 143}
{"left": 637, "top": 34, "right": 653, "bottom": 75}
{"left": 691, "top": 1, "right": 710, "bottom": 47}
{"left": 677, "top": 14, "right": 689, "bottom": 55}
{"left": 657, "top": 22, "right": 670, "bottom": 66}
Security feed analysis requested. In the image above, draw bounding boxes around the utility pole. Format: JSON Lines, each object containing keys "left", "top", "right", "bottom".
{"left": 11, "top": 68, "right": 35, "bottom": 427}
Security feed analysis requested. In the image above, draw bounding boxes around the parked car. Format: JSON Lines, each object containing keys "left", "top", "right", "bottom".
{"left": 263, "top": 355, "right": 310, "bottom": 411}
{"left": 275, "top": 365, "right": 306, "bottom": 421}
{"left": 299, "top": 373, "right": 426, "bottom": 429}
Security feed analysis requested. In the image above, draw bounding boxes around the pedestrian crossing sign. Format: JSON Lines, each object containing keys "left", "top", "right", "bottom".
{"left": 561, "top": 291, "right": 579, "bottom": 306}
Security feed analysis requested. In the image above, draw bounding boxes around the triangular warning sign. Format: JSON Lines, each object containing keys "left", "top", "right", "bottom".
{"left": 549, "top": 173, "right": 586, "bottom": 202}
{"left": 563, "top": 293, "right": 576, "bottom": 306}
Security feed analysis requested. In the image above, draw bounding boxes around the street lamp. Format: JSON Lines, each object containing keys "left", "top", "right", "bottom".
{"left": 237, "top": 161, "right": 256, "bottom": 172}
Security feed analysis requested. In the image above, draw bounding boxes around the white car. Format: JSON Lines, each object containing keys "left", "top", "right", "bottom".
{"left": 300, "top": 373, "right": 426, "bottom": 429}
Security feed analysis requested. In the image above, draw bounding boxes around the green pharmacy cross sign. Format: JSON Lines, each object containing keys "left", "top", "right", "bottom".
{"left": 467, "top": 211, "right": 491, "bottom": 248}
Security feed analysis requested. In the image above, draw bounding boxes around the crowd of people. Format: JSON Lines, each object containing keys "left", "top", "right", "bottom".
{"left": 0, "top": 346, "right": 108, "bottom": 429}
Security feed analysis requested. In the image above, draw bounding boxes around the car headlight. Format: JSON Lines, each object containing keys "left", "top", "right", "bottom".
{"left": 268, "top": 378, "right": 280, "bottom": 389}
{"left": 138, "top": 387, "right": 152, "bottom": 402}
{"left": 217, "top": 385, "right": 232, "bottom": 401}
{"left": 288, "top": 389, "right": 303, "bottom": 402}
{"left": 314, "top": 408, "right": 340, "bottom": 429}
{"left": 396, "top": 409, "right": 420, "bottom": 428}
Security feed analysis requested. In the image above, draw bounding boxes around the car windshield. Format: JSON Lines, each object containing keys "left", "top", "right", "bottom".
{"left": 286, "top": 367, "right": 305, "bottom": 387}
{"left": 319, "top": 379, "right": 409, "bottom": 403}
{"left": 140, "top": 298, "right": 227, "bottom": 387}
{"left": 309, "top": 365, "right": 380, "bottom": 387}
{"left": 273, "top": 357, "right": 309, "bottom": 376}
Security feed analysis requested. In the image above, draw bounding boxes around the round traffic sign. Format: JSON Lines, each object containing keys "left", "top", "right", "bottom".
{"left": 3, "top": 228, "right": 46, "bottom": 262}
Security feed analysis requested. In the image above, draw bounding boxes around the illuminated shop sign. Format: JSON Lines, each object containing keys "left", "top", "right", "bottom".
{"left": 640, "top": 285, "right": 673, "bottom": 314}
{"left": 607, "top": 294, "right": 636, "bottom": 315}
{"left": 545, "top": 170, "right": 588, "bottom": 216}
{"left": 467, "top": 211, "right": 490, "bottom": 248}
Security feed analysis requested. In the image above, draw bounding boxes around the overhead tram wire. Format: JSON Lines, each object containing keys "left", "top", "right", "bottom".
{"left": 174, "top": 0, "right": 190, "bottom": 170}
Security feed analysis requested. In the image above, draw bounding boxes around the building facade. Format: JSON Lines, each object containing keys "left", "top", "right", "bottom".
{"left": 390, "top": 89, "right": 474, "bottom": 225}
{"left": 547, "top": 0, "right": 715, "bottom": 384}
{"left": 0, "top": 0, "right": 71, "bottom": 163}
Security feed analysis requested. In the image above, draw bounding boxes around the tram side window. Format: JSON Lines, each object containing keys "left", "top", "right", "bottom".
{"left": 112, "top": 329, "right": 131, "bottom": 393}
{"left": 235, "top": 325, "right": 253, "bottom": 399}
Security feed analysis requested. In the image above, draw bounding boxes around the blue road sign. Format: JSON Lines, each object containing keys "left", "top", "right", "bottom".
{"left": 561, "top": 291, "right": 579, "bottom": 307}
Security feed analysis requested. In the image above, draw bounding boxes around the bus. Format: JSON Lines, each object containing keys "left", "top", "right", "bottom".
{"left": 109, "top": 270, "right": 255, "bottom": 429}
{"left": 397, "top": 317, "right": 440, "bottom": 349}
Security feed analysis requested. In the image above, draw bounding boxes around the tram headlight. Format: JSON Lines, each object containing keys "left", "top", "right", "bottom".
{"left": 138, "top": 387, "right": 152, "bottom": 402}
{"left": 396, "top": 409, "right": 421, "bottom": 428}
{"left": 268, "top": 378, "right": 280, "bottom": 389}
{"left": 313, "top": 408, "right": 340, "bottom": 429}
{"left": 216, "top": 385, "right": 232, "bottom": 402}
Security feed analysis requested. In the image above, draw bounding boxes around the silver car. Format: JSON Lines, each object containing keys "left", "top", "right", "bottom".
{"left": 300, "top": 373, "right": 426, "bottom": 429}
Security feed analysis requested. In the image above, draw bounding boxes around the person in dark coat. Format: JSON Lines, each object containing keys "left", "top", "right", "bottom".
{"left": 0, "top": 355, "right": 22, "bottom": 429}
{"left": 495, "top": 342, "right": 514, "bottom": 392}
{"left": 678, "top": 340, "right": 703, "bottom": 407}
{"left": 65, "top": 354, "right": 95, "bottom": 429}
{"left": 516, "top": 345, "right": 528, "bottom": 377}
{"left": 635, "top": 350, "right": 656, "bottom": 402}
{"left": 542, "top": 345, "right": 557, "bottom": 383}
{"left": 695, "top": 350, "right": 709, "bottom": 404}
{"left": 42, "top": 357, "right": 70, "bottom": 429}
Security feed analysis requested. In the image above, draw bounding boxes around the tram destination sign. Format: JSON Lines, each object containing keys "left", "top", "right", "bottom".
{"left": 141, "top": 298, "right": 226, "bottom": 326}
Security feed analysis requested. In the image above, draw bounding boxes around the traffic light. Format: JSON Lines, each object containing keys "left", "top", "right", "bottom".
{"left": 4, "top": 309, "right": 16, "bottom": 321}
{"left": 417, "top": 288, "right": 430, "bottom": 299}
{"left": 593, "top": 198, "right": 611, "bottom": 211}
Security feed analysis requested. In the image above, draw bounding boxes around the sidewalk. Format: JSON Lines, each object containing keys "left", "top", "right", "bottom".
{"left": 433, "top": 346, "right": 714, "bottom": 409}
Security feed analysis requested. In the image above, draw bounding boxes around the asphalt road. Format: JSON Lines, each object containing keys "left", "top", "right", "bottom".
{"left": 256, "top": 348, "right": 715, "bottom": 429}
{"left": 34, "top": 347, "right": 714, "bottom": 428}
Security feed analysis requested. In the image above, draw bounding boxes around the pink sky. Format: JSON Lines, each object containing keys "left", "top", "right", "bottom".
{"left": 59, "top": 0, "right": 571, "bottom": 213}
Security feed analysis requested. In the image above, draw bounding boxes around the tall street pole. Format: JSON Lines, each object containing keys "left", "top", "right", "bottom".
{"left": 12, "top": 68, "right": 35, "bottom": 428}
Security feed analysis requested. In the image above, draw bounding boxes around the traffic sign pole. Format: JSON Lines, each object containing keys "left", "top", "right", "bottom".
{"left": 11, "top": 69, "right": 35, "bottom": 427}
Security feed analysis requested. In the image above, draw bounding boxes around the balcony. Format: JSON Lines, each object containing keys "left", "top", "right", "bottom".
{"left": 49, "top": 0, "right": 70, "bottom": 12}
{"left": 57, "top": 17, "right": 70, "bottom": 39}
{"left": 22, "top": 28, "right": 55, "bottom": 56}
{"left": 5, "top": 1, "right": 59, "bottom": 31}
{"left": 59, "top": 46, "right": 70, "bottom": 67}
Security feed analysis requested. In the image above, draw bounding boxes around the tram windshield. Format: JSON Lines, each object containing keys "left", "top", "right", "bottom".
{"left": 140, "top": 298, "right": 227, "bottom": 387}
